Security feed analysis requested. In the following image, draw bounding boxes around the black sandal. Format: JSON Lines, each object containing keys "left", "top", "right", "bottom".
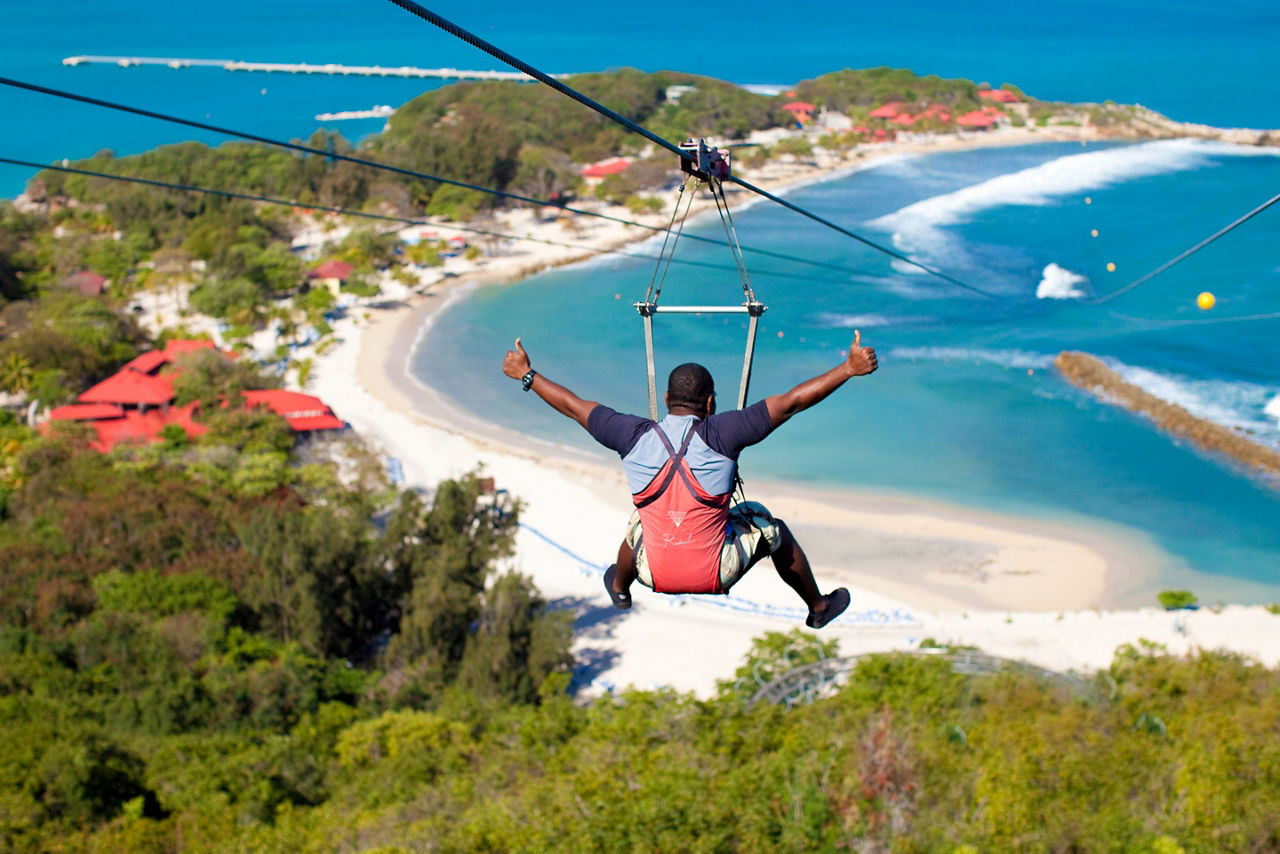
{"left": 603, "top": 564, "right": 632, "bottom": 610}
{"left": 806, "top": 587, "right": 850, "bottom": 629}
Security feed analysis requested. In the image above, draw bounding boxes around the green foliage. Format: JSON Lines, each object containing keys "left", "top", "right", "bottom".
{"left": 0, "top": 291, "right": 145, "bottom": 405}
{"left": 424, "top": 183, "right": 487, "bottom": 221}
{"left": 1158, "top": 589, "right": 1199, "bottom": 610}
{"left": 772, "top": 135, "right": 816, "bottom": 160}
{"left": 791, "top": 66, "right": 984, "bottom": 113}
{"left": 624, "top": 194, "right": 663, "bottom": 215}
{"left": 0, "top": 201, "right": 41, "bottom": 304}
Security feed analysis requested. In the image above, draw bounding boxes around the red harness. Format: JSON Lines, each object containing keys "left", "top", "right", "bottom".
{"left": 632, "top": 425, "right": 732, "bottom": 593}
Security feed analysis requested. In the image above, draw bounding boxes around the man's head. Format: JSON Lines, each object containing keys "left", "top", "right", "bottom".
{"left": 666, "top": 363, "right": 716, "bottom": 417}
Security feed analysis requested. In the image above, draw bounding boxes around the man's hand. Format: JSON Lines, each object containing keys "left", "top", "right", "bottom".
{"left": 845, "top": 330, "right": 878, "bottom": 377}
{"left": 503, "top": 337, "right": 531, "bottom": 380}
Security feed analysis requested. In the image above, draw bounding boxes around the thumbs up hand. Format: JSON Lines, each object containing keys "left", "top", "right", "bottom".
{"left": 845, "top": 329, "right": 878, "bottom": 377}
{"left": 503, "top": 337, "right": 532, "bottom": 380}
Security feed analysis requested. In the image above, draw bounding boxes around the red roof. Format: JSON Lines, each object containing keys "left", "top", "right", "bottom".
{"left": 893, "top": 113, "right": 917, "bottom": 125}
{"left": 243, "top": 389, "right": 345, "bottom": 432}
{"left": 121, "top": 350, "right": 171, "bottom": 375}
{"left": 64, "top": 270, "right": 106, "bottom": 296}
{"left": 869, "top": 102, "right": 906, "bottom": 119}
{"left": 782, "top": 101, "right": 816, "bottom": 112}
{"left": 308, "top": 260, "right": 354, "bottom": 280}
{"left": 49, "top": 403, "right": 125, "bottom": 421}
{"left": 580, "top": 157, "right": 631, "bottom": 178}
{"left": 978, "top": 89, "right": 1019, "bottom": 103}
{"left": 284, "top": 414, "right": 348, "bottom": 432}
{"left": 957, "top": 110, "right": 997, "bottom": 128}
{"left": 83, "top": 403, "right": 206, "bottom": 452}
{"left": 79, "top": 370, "right": 175, "bottom": 406}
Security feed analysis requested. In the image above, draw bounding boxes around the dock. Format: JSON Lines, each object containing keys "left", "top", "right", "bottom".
{"left": 61, "top": 55, "right": 573, "bottom": 81}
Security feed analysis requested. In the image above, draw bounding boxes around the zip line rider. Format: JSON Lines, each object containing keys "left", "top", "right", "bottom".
{"left": 502, "top": 331, "right": 878, "bottom": 629}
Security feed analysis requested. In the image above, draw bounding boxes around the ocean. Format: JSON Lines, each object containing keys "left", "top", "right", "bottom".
{"left": 6, "top": 1, "right": 1280, "bottom": 602}
{"left": 5, "top": 0, "right": 1280, "bottom": 197}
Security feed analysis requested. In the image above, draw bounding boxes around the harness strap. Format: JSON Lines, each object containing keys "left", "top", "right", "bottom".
{"left": 634, "top": 424, "right": 722, "bottom": 510}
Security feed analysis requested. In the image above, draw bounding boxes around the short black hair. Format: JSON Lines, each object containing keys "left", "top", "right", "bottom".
{"left": 667, "top": 363, "right": 715, "bottom": 411}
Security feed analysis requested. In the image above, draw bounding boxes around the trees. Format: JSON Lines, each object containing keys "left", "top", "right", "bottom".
{"left": 0, "top": 292, "right": 146, "bottom": 405}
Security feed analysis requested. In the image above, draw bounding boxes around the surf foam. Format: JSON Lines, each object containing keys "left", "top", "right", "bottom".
{"left": 872, "top": 139, "right": 1280, "bottom": 260}
{"left": 1036, "top": 263, "right": 1089, "bottom": 299}
{"left": 1109, "top": 360, "right": 1280, "bottom": 450}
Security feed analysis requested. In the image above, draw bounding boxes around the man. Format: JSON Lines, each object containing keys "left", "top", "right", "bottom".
{"left": 502, "top": 331, "right": 877, "bottom": 629}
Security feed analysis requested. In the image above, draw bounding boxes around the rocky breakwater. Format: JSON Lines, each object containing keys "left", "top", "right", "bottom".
{"left": 1055, "top": 351, "right": 1280, "bottom": 485}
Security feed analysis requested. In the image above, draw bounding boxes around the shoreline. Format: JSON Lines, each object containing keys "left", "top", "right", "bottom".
{"left": 299, "top": 128, "right": 1280, "bottom": 695}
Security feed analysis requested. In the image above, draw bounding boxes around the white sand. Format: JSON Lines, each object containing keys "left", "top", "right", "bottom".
{"left": 289, "top": 127, "right": 1280, "bottom": 698}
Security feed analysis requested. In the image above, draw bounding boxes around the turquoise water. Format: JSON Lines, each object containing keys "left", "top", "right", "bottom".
{"left": 416, "top": 140, "right": 1280, "bottom": 603}
{"left": 5, "top": 0, "right": 1280, "bottom": 197}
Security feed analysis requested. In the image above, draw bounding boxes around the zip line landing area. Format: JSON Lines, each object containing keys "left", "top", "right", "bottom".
{"left": 61, "top": 55, "right": 579, "bottom": 81}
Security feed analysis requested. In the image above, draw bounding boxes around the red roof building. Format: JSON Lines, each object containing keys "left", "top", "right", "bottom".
{"left": 580, "top": 157, "right": 631, "bottom": 178}
{"left": 956, "top": 110, "right": 998, "bottom": 129}
{"left": 78, "top": 370, "right": 176, "bottom": 406}
{"left": 242, "top": 389, "right": 346, "bottom": 432}
{"left": 47, "top": 340, "right": 344, "bottom": 450}
{"left": 63, "top": 270, "right": 107, "bottom": 296}
{"left": 978, "top": 89, "right": 1019, "bottom": 103}
{"left": 869, "top": 102, "right": 907, "bottom": 119}
{"left": 48, "top": 403, "right": 126, "bottom": 421}
{"left": 308, "top": 260, "right": 354, "bottom": 281}
{"left": 781, "top": 101, "right": 815, "bottom": 126}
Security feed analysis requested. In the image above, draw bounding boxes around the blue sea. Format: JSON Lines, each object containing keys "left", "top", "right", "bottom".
{"left": 6, "top": 1, "right": 1280, "bottom": 603}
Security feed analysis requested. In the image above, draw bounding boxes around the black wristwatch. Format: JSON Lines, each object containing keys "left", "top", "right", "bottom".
{"left": 521, "top": 369, "right": 537, "bottom": 391}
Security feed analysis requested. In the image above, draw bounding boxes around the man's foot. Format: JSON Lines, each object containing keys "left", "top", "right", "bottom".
{"left": 603, "top": 564, "right": 632, "bottom": 610}
{"left": 806, "top": 587, "right": 850, "bottom": 629}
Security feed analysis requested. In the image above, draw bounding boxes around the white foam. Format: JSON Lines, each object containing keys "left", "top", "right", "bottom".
{"left": 872, "top": 139, "right": 1280, "bottom": 259}
{"left": 890, "top": 346, "right": 1055, "bottom": 370}
{"left": 1267, "top": 395, "right": 1280, "bottom": 426}
{"left": 1036, "top": 263, "right": 1088, "bottom": 300}
{"left": 812, "top": 312, "right": 894, "bottom": 328}
{"left": 1108, "top": 359, "right": 1280, "bottom": 449}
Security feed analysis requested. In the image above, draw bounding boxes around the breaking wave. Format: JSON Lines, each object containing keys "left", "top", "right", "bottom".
{"left": 1109, "top": 359, "right": 1280, "bottom": 450}
{"left": 889, "top": 346, "right": 1055, "bottom": 370}
{"left": 1036, "top": 263, "right": 1089, "bottom": 299}
{"left": 871, "top": 139, "right": 1280, "bottom": 259}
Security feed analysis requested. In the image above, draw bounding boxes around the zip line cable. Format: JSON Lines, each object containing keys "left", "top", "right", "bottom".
{"left": 0, "top": 76, "right": 872, "bottom": 280}
{"left": 0, "top": 156, "right": 836, "bottom": 282}
{"left": 381, "top": 0, "right": 998, "bottom": 299}
{"left": 1088, "top": 190, "right": 1280, "bottom": 305}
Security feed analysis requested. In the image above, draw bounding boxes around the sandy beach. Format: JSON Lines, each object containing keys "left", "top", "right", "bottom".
{"left": 292, "top": 125, "right": 1280, "bottom": 697}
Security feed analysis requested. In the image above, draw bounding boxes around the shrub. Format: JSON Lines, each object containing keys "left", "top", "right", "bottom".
{"left": 1157, "top": 590, "right": 1199, "bottom": 610}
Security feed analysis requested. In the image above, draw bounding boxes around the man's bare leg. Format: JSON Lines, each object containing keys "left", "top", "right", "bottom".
{"left": 613, "top": 539, "right": 638, "bottom": 593}
{"left": 766, "top": 519, "right": 849, "bottom": 626}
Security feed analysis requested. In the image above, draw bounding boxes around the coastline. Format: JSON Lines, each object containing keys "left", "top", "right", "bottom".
{"left": 301, "top": 126, "right": 1280, "bottom": 695}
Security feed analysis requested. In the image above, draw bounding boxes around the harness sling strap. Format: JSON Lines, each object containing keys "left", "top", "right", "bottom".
{"left": 633, "top": 424, "right": 724, "bottom": 510}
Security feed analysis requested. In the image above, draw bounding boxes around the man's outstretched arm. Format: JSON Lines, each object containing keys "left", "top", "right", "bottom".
{"left": 502, "top": 337, "right": 598, "bottom": 429}
{"left": 764, "top": 330, "right": 878, "bottom": 428}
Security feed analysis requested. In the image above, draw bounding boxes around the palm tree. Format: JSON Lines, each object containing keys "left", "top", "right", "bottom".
{"left": 0, "top": 353, "right": 33, "bottom": 396}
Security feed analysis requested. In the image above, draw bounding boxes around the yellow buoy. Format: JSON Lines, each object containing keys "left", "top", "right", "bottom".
{"left": 1090, "top": 228, "right": 1099, "bottom": 237}
{"left": 1197, "top": 291, "right": 1216, "bottom": 310}
{"left": 1106, "top": 262, "right": 1116, "bottom": 272}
